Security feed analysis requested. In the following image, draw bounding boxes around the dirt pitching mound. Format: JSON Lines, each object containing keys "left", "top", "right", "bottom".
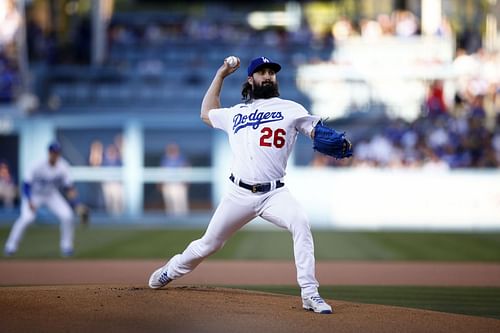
{"left": 1, "top": 285, "right": 499, "bottom": 333}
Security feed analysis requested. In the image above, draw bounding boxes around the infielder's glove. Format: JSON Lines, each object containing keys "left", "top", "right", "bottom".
{"left": 313, "top": 121, "right": 353, "bottom": 159}
{"left": 75, "top": 204, "right": 90, "bottom": 226}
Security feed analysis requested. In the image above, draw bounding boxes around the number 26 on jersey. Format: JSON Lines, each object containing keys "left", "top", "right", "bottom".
{"left": 260, "top": 127, "right": 286, "bottom": 148}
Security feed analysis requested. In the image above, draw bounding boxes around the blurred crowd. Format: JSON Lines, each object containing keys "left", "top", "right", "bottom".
{"left": 0, "top": 0, "right": 21, "bottom": 103}
{"left": 318, "top": 55, "right": 500, "bottom": 170}
{"left": 346, "top": 109, "right": 500, "bottom": 170}
{"left": 332, "top": 10, "right": 450, "bottom": 41}
{"left": 108, "top": 15, "right": 315, "bottom": 50}
{"left": 309, "top": 9, "right": 499, "bottom": 170}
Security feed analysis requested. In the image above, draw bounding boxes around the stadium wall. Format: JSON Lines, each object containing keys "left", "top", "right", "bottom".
{"left": 3, "top": 113, "right": 500, "bottom": 230}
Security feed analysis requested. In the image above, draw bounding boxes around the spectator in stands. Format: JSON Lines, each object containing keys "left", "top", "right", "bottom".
{"left": 425, "top": 80, "right": 447, "bottom": 117}
{"left": 377, "top": 14, "right": 394, "bottom": 36}
{"left": 393, "top": 10, "right": 419, "bottom": 37}
{"left": 332, "top": 16, "right": 354, "bottom": 41}
{"left": 427, "top": 118, "right": 450, "bottom": 156}
{"left": 360, "top": 19, "right": 382, "bottom": 40}
{"left": 469, "top": 94, "right": 487, "bottom": 119}
{"left": 368, "top": 134, "right": 399, "bottom": 167}
{"left": 158, "top": 143, "right": 189, "bottom": 215}
{"left": 0, "top": 160, "right": 16, "bottom": 210}
{"left": 458, "top": 27, "right": 482, "bottom": 54}
{"left": 89, "top": 139, "right": 104, "bottom": 167}
{"left": 88, "top": 139, "right": 124, "bottom": 215}
{"left": 0, "top": 0, "right": 21, "bottom": 49}
{"left": 101, "top": 143, "right": 124, "bottom": 216}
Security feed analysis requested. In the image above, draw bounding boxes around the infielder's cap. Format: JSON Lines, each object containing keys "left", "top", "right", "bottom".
{"left": 247, "top": 56, "right": 281, "bottom": 76}
{"left": 48, "top": 141, "right": 62, "bottom": 153}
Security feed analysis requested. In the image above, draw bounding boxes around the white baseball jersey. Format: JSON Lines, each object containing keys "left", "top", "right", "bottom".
{"left": 161, "top": 97, "right": 323, "bottom": 299}
{"left": 5, "top": 156, "right": 75, "bottom": 255}
{"left": 209, "top": 97, "right": 320, "bottom": 182}
{"left": 25, "top": 157, "right": 73, "bottom": 197}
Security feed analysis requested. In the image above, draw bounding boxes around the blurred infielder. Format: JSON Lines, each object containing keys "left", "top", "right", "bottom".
{"left": 4, "top": 142, "right": 88, "bottom": 257}
{"left": 149, "top": 56, "right": 352, "bottom": 314}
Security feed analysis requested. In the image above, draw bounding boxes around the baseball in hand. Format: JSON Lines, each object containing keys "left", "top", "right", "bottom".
{"left": 225, "top": 56, "right": 238, "bottom": 67}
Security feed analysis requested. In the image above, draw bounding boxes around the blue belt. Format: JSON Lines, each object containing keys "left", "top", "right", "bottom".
{"left": 229, "top": 174, "right": 284, "bottom": 193}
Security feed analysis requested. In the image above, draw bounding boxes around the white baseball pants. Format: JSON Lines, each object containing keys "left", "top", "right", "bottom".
{"left": 4, "top": 192, "right": 74, "bottom": 253}
{"left": 167, "top": 181, "right": 320, "bottom": 298}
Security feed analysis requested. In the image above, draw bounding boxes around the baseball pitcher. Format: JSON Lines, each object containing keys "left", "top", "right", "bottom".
{"left": 149, "top": 56, "right": 352, "bottom": 314}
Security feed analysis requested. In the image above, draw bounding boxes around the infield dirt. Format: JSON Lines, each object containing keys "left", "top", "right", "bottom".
{"left": 1, "top": 285, "right": 500, "bottom": 333}
{"left": 1, "top": 260, "right": 500, "bottom": 333}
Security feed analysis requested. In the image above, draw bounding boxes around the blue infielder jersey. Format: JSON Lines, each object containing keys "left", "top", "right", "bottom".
{"left": 209, "top": 97, "right": 320, "bottom": 183}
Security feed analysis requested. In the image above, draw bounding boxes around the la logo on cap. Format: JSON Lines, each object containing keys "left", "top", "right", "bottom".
{"left": 247, "top": 56, "right": 281, "bottom": 76}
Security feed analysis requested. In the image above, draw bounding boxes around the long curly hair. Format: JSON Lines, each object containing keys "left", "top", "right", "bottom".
{"left": 241, "top": 81, "right": 253, "bottom": 103}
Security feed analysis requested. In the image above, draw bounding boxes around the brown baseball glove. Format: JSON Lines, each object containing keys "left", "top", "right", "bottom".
{"left": 75, "top": 204, "right": 90, "bottom": 226}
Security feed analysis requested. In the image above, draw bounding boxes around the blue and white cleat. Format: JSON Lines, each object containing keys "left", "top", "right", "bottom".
{"left": 302, "top": 294, "right": 333, "bottom": 314}
{"left": 148, "top": 263, "right": 173, "bottom": 289}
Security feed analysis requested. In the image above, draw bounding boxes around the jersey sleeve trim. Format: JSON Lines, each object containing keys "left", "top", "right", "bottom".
{"left": 22, "top": 182, "right": 32, "bottom": 199}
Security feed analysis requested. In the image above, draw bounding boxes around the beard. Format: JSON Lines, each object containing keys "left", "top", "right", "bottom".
{"left": 252, "top": 81, "right": 280, "bottom": 99}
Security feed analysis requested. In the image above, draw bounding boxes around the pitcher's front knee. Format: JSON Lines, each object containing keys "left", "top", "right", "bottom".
{"left": 191, "top": 238, "right": 225, "bottom": 258}
{"left": 204, "top": 239, "right": 225, "bottom": 256}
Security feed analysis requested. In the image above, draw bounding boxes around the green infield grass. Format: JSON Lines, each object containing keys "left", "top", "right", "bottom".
{"left": 241, "top": 286, "right": 500, "bottom": 320}
{"left": 1, "top": 225, "right": 500, "bottom": 319}
{"left": 0, "top": 225, "right": 499, "bottom": 261}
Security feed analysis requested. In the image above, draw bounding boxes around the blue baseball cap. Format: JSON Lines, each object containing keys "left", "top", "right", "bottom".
{"left": 48, "top": 141, "right": 62, "bottom": 153}
{"left": 247, "top": 56, "right": 281, "bottom": 76}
